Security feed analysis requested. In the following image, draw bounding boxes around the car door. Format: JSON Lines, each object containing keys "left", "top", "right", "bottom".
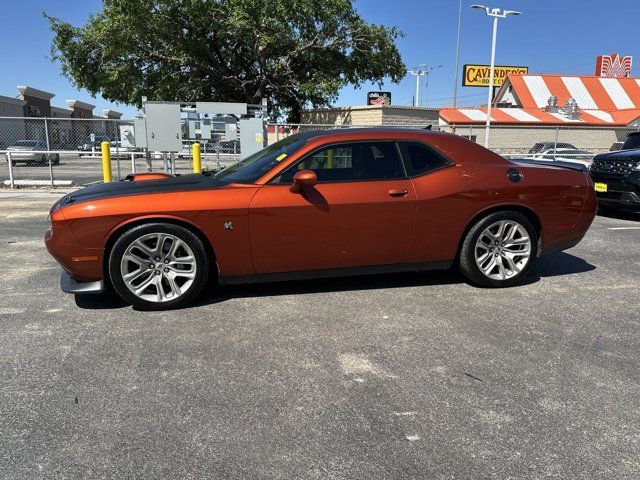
{"left": 248, "top": 141, "right": 416, "bottom": 274}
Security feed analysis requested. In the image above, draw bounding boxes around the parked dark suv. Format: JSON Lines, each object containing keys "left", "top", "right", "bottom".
{"left": 589, "top": 132, "right": 640, "bottom": 211}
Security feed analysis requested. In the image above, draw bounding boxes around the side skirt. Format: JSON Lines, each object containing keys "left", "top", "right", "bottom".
{"left": 219, "top": 260, "right": 453, "bottom": 286}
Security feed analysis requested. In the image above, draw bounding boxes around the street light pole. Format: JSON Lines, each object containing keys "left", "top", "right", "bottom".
{"left": 453, "top": 0, "right": 463, "bottom": 107}
{"left": 409, "top": 64, "right": 428, "bottom": 107}
{"left": 471, "top": 5, "right": 522, "bottom": 148}
{"left": 485, "top": 14, "right": 499, "bottom": 148}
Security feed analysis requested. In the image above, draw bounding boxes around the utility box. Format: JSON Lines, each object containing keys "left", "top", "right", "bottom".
{"left": 239, "top": 117, "right": 266, "bottom": 159}
{"left": 196, "top": 102, "right": 247, "bottom": 116}
{"left": 119, "top": 124, "right": 136, "bottom": 148}
{"left": 145, "top": 103, "right": 182, "bottom": 151}
{"left": 224, "top": 122, "right": 238, "bottom": 141}
{"left": 133, "top": 118, "right": 147, "bottom": 148}
{"left": 200, "top": 119, "right": 212, "bottom": 140}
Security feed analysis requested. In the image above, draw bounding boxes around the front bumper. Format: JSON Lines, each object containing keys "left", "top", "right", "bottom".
{"left": 590, "top": 172, "right": 640, "bottom": 210}
{"left": 60, "top": 271, "right": 104, "bottom": 294}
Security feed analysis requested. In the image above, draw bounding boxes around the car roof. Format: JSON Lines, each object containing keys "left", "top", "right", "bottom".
{"left": 290, "top": 127, "right": 441, "bottom": 142}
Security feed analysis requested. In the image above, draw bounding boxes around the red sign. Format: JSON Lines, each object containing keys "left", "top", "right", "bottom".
{"left": 595, "top": 53, "right": 633, "bottom": 78}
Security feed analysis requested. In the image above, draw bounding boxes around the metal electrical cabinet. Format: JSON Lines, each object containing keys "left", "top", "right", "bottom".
{"left": 239, "top": 117, "right": 266, "bottom": 159}
{"left": 144, "top": 103, "right": 182, "bottom": 152}
{"left": 132, "top": 118, "right": 147, "bottom": 148}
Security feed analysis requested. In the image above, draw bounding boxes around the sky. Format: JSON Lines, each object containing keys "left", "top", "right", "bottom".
{"left": 0, "top": 0, "right": 637, "bottom": 118}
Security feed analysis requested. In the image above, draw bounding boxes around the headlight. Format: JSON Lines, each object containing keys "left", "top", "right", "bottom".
{"left": 635, "top": 163, "right": 640, "bottom": 171}
{"left": 47, "top": 213, "right": 52, "bottom": 223}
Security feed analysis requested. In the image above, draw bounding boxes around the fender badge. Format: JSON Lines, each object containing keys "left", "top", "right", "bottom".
{"left": 224, "top": 222, "right": 234, "bottom": 231}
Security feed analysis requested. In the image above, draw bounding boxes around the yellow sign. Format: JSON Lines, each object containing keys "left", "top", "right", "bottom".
{"left": 594, "top": 182, "right": 608, "bottom": 193}
{"left": 463, "top": 64, "right": 528, "bottom": 87}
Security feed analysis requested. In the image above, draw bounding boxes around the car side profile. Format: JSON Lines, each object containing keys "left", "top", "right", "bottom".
{"left": 45, "top": 129, "right": 597, "bottom": 310}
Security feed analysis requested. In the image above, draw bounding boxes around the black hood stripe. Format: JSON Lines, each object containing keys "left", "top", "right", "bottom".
{"left": 63, "top": 174, "right": 228, "bottom": 206}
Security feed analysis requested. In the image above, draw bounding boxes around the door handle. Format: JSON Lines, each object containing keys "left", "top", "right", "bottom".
{"left": 388, "top": 189, "right": 408, "bottom": 197}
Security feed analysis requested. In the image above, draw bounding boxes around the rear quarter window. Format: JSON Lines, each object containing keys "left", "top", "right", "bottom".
{"left": 399, "top": 142, "right": 453, "bottom": 177}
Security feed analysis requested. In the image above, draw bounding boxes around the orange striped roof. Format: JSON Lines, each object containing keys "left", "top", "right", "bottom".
{"left": 440, "top": 73, "right": 640, "bottom": 126}
{"left": 498, "top": 74, "right": 640, "bottom": 111}
{"left": 439, "top": 106, "right": 640, "bottom": 126}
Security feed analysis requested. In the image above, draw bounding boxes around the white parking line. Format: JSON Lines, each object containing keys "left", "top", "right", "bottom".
{"left": 607, "top": 227, "right": 640, "bottom": 230}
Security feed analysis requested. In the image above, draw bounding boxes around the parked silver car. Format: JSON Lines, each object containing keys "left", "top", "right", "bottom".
{"left": 528, "top": 148, "right": 594, "bottom": 167}
{"left": 7, "top": 140, "right": 59, "bottom": 166}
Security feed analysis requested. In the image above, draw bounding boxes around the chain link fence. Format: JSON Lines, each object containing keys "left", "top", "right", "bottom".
{"left": 1, "top": 117, "right": 638, "bottom": 188}
{"left": 0, "top": 117, "right": 244, "bottom": 188}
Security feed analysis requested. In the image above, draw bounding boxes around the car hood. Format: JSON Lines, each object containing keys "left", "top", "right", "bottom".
{"left": 59, "top": 173, "right": 228, "bottom": 208}
{"left": 593, "top": 149, "right": 640, "bottom": 162}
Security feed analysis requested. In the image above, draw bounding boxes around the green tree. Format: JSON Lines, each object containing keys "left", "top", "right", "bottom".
{"left": 46, "top": 0, "right": 406, "bottom": 120}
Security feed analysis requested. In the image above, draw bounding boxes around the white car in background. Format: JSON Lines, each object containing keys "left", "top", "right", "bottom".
{"left": 7, "top": 140, "right": 60, "bottom": 166}
{"left": 528, "top": 148, "right": 594, "bottom": 167}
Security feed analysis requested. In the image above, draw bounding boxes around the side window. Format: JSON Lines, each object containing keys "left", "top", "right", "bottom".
{"left": 278, "top": 142, "right": 404, "bottom": 183}
{"left": 399, "top": 142, "right": 451, "bottom": 177}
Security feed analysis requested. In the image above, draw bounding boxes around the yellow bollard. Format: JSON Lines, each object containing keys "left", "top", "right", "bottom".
{"left": 101, "top": 141, "right": 112, "bottom": 183}
{"left": 192, "top": 143, "right": 202, "bottom": 173}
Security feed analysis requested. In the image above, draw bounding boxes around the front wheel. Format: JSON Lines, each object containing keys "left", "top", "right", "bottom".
{"left": 458, "top": 211, "right": 538, "bottom": 288}
{"left": 109, "top": 223, "right": 209, "bottom": 310}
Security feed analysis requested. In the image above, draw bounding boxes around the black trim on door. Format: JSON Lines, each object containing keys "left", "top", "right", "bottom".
{"left": 220, "top": 260, "right": 453, "bottom": 285}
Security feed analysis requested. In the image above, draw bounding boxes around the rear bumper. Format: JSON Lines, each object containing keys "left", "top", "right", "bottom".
{"left": 60, "top": 271, "right": 104, "bottom": 294}
{"left": 540, "top": 234, "right": 585, "bottom": 257}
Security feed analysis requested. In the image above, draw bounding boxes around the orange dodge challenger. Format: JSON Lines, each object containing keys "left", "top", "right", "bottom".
{"left": 45, "top": 129, "right": 597, "bottom": 310}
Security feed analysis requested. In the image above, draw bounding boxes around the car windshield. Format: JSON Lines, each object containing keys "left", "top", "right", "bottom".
{"left": 213, "top": 135, "right": 306, "bottom": 183}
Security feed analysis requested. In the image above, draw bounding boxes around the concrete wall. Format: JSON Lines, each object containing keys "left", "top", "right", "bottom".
{"left": 380, "top": 106, "right": 440, "bottom": 126}
{"left": 300, "top": 106, "right": 383, "bottom": 126}
{"left": 300, "top": 106, "right": 440, "bottom": 126}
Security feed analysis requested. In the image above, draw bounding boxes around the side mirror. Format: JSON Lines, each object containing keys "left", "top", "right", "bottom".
{"left": 289, "top": 169, "right": 317, "bottom": 193}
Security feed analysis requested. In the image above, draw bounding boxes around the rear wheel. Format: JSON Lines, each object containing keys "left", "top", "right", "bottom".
{"left": 459, "top": 211, "right": 537, "bottom": 288}
{"left": 109, "top": 223, "right": 209, "bottom": 310}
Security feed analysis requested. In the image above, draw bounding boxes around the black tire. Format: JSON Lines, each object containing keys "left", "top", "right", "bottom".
{"left": 53, "top": 154, "right": 60, "bottom": 166}
{"left": 109, "top": 223, "right": 210, "bottom": 310}
{"left": 458, "top": 211, "right": 538, "bottom": 288}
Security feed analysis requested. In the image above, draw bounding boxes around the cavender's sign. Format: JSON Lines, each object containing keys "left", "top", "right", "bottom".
{"left": 463, "top": 64, "right": 528, "bottom": 87}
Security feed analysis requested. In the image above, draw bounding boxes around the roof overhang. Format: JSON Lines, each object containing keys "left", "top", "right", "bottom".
{"left": 66, "top": 99, "right": 96, "bottom": 111}
{"left": 17, "top": 86, "right": 55, "bottom": 101}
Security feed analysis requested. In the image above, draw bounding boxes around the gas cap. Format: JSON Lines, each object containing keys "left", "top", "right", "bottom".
{"left": 507, "top": 168, "right": 523, "bottom": 183}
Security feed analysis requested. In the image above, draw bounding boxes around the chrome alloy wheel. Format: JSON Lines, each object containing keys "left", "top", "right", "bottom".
{"left": 474, "top": 220, "right": 532, "bottom": 281}
{"left": 120, "top": 233, "right": 197, "bottom": 303}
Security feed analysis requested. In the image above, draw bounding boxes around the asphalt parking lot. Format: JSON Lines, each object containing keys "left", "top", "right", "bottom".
{"left": 1, "top": 192, "right": 639, "bottom": 479}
